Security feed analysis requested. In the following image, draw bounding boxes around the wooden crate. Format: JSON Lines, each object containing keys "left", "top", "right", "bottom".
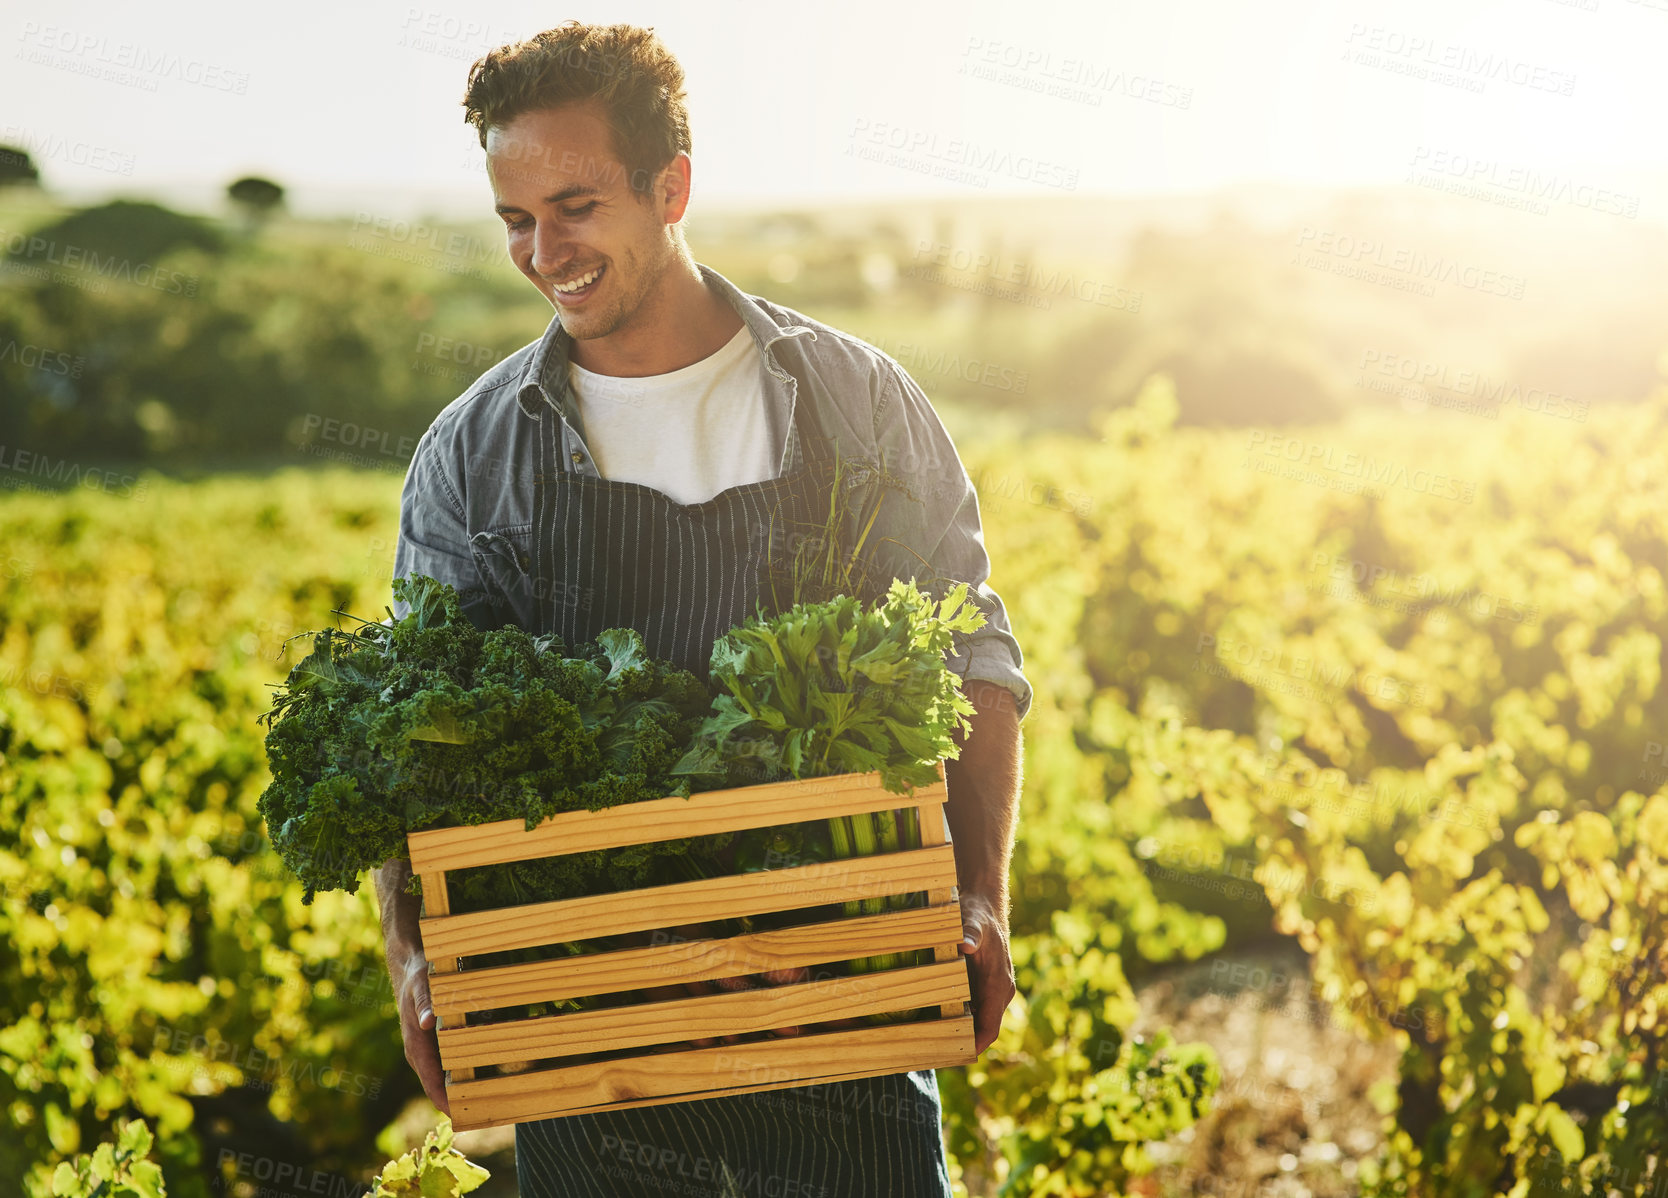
{"left": 406, "top": 760, "right": 975, "bottom": 1131}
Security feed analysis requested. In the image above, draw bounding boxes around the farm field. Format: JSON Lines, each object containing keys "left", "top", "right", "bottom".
{"left": 6, "top": 379, "right": 1668, "bottom": 1195}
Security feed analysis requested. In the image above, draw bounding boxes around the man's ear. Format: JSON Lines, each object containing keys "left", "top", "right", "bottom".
{"left": 659, "top": 153, "right": 694, "bottom": 225}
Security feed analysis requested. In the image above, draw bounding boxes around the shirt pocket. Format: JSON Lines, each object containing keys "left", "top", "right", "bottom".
{"left": 468, "top": 527, "right": 538, "bottom": 632}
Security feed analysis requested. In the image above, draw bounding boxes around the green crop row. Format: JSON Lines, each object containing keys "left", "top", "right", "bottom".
{"left": 5, "top": 375, "right": 1668, "bottom": 1194}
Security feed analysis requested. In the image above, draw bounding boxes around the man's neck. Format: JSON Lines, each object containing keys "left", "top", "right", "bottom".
{"left": 567, "top": 258, "right": 744, "bottom": 378}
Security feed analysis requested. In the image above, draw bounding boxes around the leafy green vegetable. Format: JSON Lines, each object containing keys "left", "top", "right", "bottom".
{"left": 256, "top": 575, "right": 728, "bottom": 909}
{"left": 674, "top": 576, "right": 986, "bottom": 987}
{"left": 673, "top": 576, "right": 985, "bottom": 793}
{"left": 369, "top": 1117, "right": 490, "bottom": 1197}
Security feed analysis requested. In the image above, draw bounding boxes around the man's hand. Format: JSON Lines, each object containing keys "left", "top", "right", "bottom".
{"left": 393, "top": 946, "right": 451, "bottom": 1115}
{"left": 942, "top": 679, "right": 1025, "bottom": 1058}
{"left": 957, "top": 889, "right": 1016, "bottom": 1054}
{"left": 375, "top": 858, "right": 450, "bottom": 1115}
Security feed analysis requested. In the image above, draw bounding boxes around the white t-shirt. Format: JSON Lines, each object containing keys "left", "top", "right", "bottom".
{"left": 565, "top": 324, "right": 776, "bottom": 506}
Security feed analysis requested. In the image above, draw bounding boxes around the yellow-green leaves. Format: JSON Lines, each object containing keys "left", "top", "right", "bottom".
{"left": 370, "top": 1118, "right": 490, "bottom": 1198}
{"left": 40, "top": 1119, "right": 164, "bottom": 1198}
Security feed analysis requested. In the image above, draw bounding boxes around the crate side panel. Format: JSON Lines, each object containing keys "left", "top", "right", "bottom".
{"left": 428, "top": 903, "right": 964, "bottom": 1019}
{"left": 446, "top": 1015, "right": 976, "bottom": 1131}
{"left": 408, "top": 769, "right": 948, "bottom": 873}
{"left": 418, "top": 845, "right": 957, "bottom": 959}
{"left": 436, "top": 959, "right": 968, "bottom": 1068}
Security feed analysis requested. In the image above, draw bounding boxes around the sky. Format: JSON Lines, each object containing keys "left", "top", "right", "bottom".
{"left": 4, "top": 0, "right": 1665, "bottom": 219}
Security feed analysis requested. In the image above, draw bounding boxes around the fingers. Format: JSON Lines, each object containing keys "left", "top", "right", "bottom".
{"left": 963, "top": 949, "right": 1016, "bottom": 1056}
{"left": 393, "top": 957, "right": 451, "bottom": 1113}
{"left": 401, "top": 999, "right": 450, "bottom": 1114}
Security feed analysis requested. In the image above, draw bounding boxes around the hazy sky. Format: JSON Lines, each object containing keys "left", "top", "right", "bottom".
{"left": 5, "top": 0, "right": 1665, "bottom": 217}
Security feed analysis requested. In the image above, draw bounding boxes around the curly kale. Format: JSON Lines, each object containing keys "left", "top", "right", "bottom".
{"left": 255, "top": 576, "right": 719, "bottom": 907}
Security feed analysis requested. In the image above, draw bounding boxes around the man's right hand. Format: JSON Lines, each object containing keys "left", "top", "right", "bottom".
{"left": 376, "top": 859, "right": 452, "bottom": 1116}
{"left": 394, "top": 947, "right": 451, "bottom": 1115}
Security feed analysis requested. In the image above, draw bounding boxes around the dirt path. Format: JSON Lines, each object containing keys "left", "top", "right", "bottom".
{"left": 1129, "top": 942, "right": 1403, "bottom": 1197}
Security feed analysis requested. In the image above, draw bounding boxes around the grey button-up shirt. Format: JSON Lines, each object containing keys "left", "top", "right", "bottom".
{"left": 392, "top": 261, "right": 1032, "bottom": 721}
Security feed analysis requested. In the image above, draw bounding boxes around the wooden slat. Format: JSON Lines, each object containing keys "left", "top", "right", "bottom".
{"left": 915, "top": 765, "right": 966, "bottom": 1021}
{"left": 419, "top": 845, "right": 957, "bottom": 960}
{"left": 445, "top": 1015, "right": 977, "bottom": 1131}
{"left": 429, "top": 903, "right": 963, "bottom": 1019}
{"left": 419, "top": 871, "right": 475, "bottom": 1085}
{"left": 437, "top": 958, "right": 967, "bottom": 1068}
{"left": 407, "top": 769, "right": 948, "bottom": 874}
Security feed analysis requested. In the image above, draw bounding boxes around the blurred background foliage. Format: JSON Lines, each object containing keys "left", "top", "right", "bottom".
{"left": 4, "top": 169, "right": 1668, "bottom": 1196}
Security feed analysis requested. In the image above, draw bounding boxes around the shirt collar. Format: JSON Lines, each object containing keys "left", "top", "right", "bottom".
{"left": 514, "top": 261, "right": 817, "bottom": 421}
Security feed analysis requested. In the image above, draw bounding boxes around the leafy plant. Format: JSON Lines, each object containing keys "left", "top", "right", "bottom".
{"left": 255, "top": 574, "right": 727, "bottom": 909}
{"left": 675, "top": 576, "right": 985, "bottom": 792}
{"left": 33, "top": 1119, "right": 164, "bottom": 1198}
{"left": 674, "top": 576, "right": 986, "bottom": 979}
{"left": 369, "top": 1117, "right": 490, "bottom": 1197}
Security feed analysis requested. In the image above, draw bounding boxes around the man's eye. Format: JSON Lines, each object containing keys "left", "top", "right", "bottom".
{"left": 561, "top": 203, "right": 598, "bottom": 219}
{"left": 504, "top": 217, "right": 532, "bottom": 231}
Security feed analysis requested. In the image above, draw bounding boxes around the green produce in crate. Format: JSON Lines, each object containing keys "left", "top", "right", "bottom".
{"left": 255, "top": 574, "right": 727, "bottom": 909}
{"left": 673, "top": 577, "right": 987, "bottom": 984}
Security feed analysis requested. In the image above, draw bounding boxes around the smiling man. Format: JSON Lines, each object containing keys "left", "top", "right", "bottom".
{"left": 377, "top": 20, "right": 1030, "bottom": 1198}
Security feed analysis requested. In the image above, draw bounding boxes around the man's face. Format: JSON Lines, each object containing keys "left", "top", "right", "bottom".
{"left": 486, "top": 99, "right": 678, "bottom": 340}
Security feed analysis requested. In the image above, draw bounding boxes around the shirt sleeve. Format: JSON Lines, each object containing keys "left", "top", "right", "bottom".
{"left": 390, "top": 429, "right": 489, "bottom": 622}
{"left": 869, "top": 359, "right": 1033, "bottom": 723}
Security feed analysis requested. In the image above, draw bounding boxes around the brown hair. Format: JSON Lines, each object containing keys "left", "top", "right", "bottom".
{"left": 462, "top": 22, "right": 691, "bottom": 200}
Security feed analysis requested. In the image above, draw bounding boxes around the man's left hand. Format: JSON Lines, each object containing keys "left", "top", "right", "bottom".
{"left": 957, "top": 889, "right": 1016, "bottom": 1055}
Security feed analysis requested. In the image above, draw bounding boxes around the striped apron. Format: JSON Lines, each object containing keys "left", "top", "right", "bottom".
{"left": 470, "top": 372, "right": 957, "bottom": 1198}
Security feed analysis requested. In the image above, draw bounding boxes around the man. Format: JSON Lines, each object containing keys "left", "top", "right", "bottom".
{"left": 376, "top": 20, "right": 1030, "bottom": 1198}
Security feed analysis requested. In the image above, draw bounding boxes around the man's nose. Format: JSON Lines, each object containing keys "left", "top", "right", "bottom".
{"left": 530, "top": 223, "right": 576, "bottom": 277}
